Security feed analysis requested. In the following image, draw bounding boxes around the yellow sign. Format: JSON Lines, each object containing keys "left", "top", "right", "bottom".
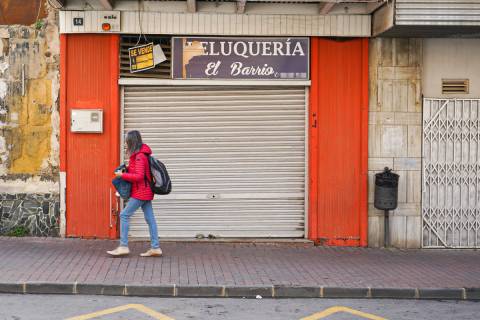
{"left": 65, "top": 303, "right": 175, "bottom": 320}
{"left": 129, "top": 43, "right": 155, "bottom": 73}
{"left": 300, "top": 306, "right": 387, "bottom": 320}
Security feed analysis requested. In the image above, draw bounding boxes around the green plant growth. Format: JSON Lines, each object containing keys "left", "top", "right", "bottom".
{"left": 35, "top": 19, "right": 44, "bottom": 30}
{"left": 6, "top": 226, "right": 29, "bottom": 237}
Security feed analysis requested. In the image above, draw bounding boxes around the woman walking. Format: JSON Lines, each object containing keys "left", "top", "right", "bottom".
{"left": 107, "top": 130, "right": 162, "bottom": 257}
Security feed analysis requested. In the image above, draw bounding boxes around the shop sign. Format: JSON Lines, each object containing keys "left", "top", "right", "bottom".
{"left": 129, "top": 43, "right": 155, "bottom": 72}
{"left": 172, "top": 37, "right": 309, "bottom": 80}
{"left": 129, "top": 42, "right": 167, "bottom": 73}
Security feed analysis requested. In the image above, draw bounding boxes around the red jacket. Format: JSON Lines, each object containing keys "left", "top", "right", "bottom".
{"left": 121, "top": 144, "right": 154, "bottom": 201}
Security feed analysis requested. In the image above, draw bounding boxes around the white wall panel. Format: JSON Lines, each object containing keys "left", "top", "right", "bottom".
{"left": 60, "top": 11, "right": 371, "bottom": 36}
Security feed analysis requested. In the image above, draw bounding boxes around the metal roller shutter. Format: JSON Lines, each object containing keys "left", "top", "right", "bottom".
{"left": 122, "top": 86, "right": 306, "bottom": 238}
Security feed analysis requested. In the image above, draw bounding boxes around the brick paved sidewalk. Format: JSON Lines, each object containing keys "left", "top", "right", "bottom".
{"left": 1, "top": 237, "right": 479, "bottom": 289}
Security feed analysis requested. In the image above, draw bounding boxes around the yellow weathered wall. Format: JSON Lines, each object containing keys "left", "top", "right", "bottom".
{"left": 9, "top": 80, "right": 53, "bottom": 173}
{"left": 0, "top": 1, "right": 59, "bottom": 181}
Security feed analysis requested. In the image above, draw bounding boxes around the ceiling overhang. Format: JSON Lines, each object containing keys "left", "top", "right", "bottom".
{"left": 59, "top": 0, "right": 386, "bottom": 15}
{"left": 98, "top": 0, "right": 114, "bottom": 10}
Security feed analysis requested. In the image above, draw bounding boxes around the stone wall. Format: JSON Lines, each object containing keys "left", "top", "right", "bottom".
{"left": 0, "top": 193, "right": 59, "bottom": 236}
{"left": 368, "top": 38, "right": 423, "bottom": 248}
{"left": 0, "top": 1, "right": 60, "bottom": 236}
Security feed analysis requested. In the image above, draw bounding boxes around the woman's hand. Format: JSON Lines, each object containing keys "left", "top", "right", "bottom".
{"left": 115, "top": 170, "right": 123, "bottom": 178}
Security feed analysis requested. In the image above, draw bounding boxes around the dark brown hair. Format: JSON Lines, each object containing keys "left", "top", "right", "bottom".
{"left": 125, "top": 130, "right": 143, "bottom": 155}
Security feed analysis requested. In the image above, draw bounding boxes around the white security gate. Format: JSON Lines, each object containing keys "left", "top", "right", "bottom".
{"left": 123, "top": 86, "right": 306, "bottom": 238}
{"left": 422, "top": 98, "right": 480, "bottom": 248}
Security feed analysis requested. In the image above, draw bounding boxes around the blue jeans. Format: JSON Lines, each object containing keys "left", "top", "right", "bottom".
{"left": 120, "top": 198, "right": 160, "bottom": 249}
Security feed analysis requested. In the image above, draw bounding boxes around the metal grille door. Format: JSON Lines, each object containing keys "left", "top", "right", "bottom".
{"left": 423, "top": 98, "right": 480, "bottom": 248}
{"left": 123, "top": 86, "right": 306, "bottom": 238}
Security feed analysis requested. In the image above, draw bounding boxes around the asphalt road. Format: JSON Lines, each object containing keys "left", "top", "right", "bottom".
{"left": 0, "top": 294, "right": 479, "bottom": 320}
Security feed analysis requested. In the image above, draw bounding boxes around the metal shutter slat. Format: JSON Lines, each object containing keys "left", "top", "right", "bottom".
{"left": 123, "top": 86, "right": 306, "bottom": 238}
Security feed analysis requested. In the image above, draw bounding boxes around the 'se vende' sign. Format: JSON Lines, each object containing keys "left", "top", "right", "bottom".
{"left": 172, "top": 37, "right": 309, "bottom": 80}
{"left": 129, "top": 43, "right": 155, "bottom": 73}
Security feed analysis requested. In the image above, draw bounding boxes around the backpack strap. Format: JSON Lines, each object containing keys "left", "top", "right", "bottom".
{"left": 143, "top": 154, "right": 151, "bottom": 187}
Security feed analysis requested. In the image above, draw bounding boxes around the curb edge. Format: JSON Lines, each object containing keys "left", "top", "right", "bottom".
{"left": 0, "top": 283, "right": 478, "bottom": 300}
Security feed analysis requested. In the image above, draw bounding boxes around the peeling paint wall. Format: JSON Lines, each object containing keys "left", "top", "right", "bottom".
{"left": 0, "top": 2, "right": 59, "bottom": 180}
{"left": 0, "top": 1, "right": 60, "bottom": 236}
{"left": 368, "top": 38, "right": 423, "bottom": 248}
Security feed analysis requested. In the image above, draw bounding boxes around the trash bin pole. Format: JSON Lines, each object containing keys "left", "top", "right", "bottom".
{"left": 384, "top": 210, "right": 389, "bottom": 247}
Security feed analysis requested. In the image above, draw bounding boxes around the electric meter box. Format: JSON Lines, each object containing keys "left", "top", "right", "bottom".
{"left": 70, "top": 109, "right": 103, "bottom": 133}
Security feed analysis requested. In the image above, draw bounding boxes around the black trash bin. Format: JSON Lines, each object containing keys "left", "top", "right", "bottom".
{"left": 374, "top": 167, "right": 399, "bottom": 211}
{"left": 374, "top": 167, "right": 399, "bottom": 248}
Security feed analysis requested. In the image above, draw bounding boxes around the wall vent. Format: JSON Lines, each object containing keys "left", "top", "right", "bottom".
{"left": 442, "top": 79, "right": 469, "bottom": 94}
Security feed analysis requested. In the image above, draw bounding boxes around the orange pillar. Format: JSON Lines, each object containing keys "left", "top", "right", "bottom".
{"left": 308, "top": 37, "right": 369, "bottom": 246}
{"left": 60, "top": 34, "right": 120, "bottom": 239}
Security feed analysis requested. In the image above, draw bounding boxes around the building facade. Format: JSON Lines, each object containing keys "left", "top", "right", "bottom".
{"left": 371, "top": 1, "right": 480, "bottom": 248}
{"left": 1, "top": 0, "right": 479, "bottom": 249}
{"left": 0, "top": 0, "right": 60, "bottom": 236}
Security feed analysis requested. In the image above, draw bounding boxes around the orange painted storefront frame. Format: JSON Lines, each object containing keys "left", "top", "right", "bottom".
{"left": 60, "top": 33, "right": 367, "bottom": 244}
{"left": 60, "top": 34, "right": 120, "bottom": 239}
{"left": 308, "top": 37, "right": 369, "bottom": 246}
